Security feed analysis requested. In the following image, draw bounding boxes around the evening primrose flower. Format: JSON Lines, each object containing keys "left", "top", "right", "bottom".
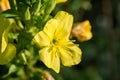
{"left": 0, "top": 16, "right": 16, "bottom": 64}
{"left": 33, "top": 11, "right": 82, "bottom": 73}
{"left": 71, "top": 20, "right": 92, "bottom": 42}
{"left": 0, "top": 0, "right": 10, "bottom": 12}
{"left": 56, "top": 0, "right": 67, "bottom": 3}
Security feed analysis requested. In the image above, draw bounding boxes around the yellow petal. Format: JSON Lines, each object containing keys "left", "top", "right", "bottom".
{"left": 39, "top": 47, "right": 60, "bottom": 73}
{"left": 54, "top": 11, "right": 73, "bottom": 41}
{"left": 0, "top": 44, "right": 16, "bottom": 64}
{"left": 33, "top": 31, "right": 50, "bottom": 47}
{"left": 59, "top": 42, "right": 82, "bottom": 66}
{"left": 56, "top": 0, "right": 67, "bottom": 3}
{"left": 43, "top": 19, "right": 58, "bottom": 41}
{"left": 1, "top": 31, "right": 7, "bottom": 53}
{"left": 33, "top": 19, "right": 58, "bottom": 47}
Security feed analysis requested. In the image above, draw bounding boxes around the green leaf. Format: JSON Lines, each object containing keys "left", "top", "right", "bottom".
{"left": 0, "top": 10, "right": 18, "bottom": 18}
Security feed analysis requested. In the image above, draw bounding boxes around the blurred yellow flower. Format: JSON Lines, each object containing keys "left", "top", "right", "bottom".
{"left": 33, "top": 11, "right": 82, "bottom": 73}
{"left": 56, "top": 0, "right": 67, "bottom": 3}
{"left": 0, "top": 16, "right": 16, "bottom": 65}
{"left": 71, "top": 20, "right": 92, "bottom": 42}
{"left": 0, "top": 0, "right": 10, "bottom": 12}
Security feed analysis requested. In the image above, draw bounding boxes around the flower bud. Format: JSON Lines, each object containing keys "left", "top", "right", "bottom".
{"left": 71, "top": 20, "right": 92, "bottom": 42}
{"left": 45, "top": 0, "right": 56, "bottom": 14}
{"left": 0, "top": 0, "right": 10, "bottom": 12}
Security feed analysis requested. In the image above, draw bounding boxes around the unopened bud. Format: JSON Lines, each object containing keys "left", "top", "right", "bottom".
{"left": 0, "top": 0, "right": 10, "bottom": 12}
{"left": 71, "top": 20, "right": 92, "bottom": 42}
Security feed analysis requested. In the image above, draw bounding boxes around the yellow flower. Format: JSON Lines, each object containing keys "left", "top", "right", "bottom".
{"left": 0, "top": 0, "right": 10, "bottom": 12}
{"left": 71, "top": 20, "right": 92, "bottom": 42}
{"left": 33, "top": 11, "right": 82, "bottom": 73}
{"left": 0, "top": 16, "right": 16, "bottom": 65}
{"left": 56, "top": 0, "right": 67, "bottom": 3}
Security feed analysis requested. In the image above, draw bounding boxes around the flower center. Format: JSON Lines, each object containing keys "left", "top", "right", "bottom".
{"left": 52, "top": 39, "right": 57, "bottom": 45}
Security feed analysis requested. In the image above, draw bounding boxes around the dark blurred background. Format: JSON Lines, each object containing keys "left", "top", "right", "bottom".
{"left": 53, "top": 0, "right": 120, "bottom": 80}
